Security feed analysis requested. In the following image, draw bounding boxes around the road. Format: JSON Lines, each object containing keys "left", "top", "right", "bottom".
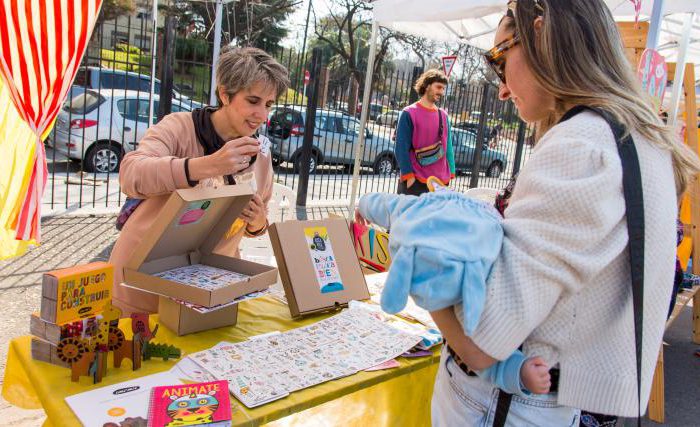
{"left": 43, "top": 134, "right": 526, "bottom": 214}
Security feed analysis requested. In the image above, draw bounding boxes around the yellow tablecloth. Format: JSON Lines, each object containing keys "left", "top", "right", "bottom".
{"left": 3, "top": 297, "right": 440, "bottom": 426}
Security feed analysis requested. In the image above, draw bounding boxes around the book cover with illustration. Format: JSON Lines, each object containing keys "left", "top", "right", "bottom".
{"left": 40, "top": 261, "right": 113, "bottom": 325}
{"left": 148, "top": 380, "right": 232, "bottom": 427}
{"left": 65, "top": 371, "right": 181, "bottom": 427}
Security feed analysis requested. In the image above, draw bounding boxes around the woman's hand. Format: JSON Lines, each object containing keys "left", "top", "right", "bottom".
{"left": 241, "top": 194, "right": 267, "bottom": 232}
{"left": 189, "top": 137, "right": 260, "bottom": 180}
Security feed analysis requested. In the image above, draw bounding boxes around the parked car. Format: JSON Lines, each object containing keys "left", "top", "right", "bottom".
{"left": 452, "top": 120, "right": 492, "bottom": 137}
{"left": 376, "top": 110, "right": 401, "bottom": 127}
{"left": 451, "top": 128, "right": 508, "bottom": 177}
{"left": 49, "top": 89, "right": 193, "bottom": 173}
{"left": 264, "top": 106, "right": 397, "bottom": 175}
{"left": 70, "top": 66, "right": 203, "bottom": 110}
{"left": 326, "top": 101, "right": 349, "bottom": 114}
{"left": 357, "top": 102, "right": 385, "bottom": 121}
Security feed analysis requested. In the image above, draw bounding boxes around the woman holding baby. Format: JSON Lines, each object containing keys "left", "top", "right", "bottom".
{"left": 357, "top": 0, "right": 699, "bottom": 425}
{"left": 430, "top": 0, "right": 700, "bottom": 425}
{"left": 109, "top": 46, "right": 289, "bottom": 315}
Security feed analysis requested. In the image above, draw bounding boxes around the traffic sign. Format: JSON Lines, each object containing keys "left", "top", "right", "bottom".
{"left": 441, "top": 55, "right": 457, "bottom": 78}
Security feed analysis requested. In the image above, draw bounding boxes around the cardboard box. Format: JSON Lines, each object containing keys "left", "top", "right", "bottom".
{"left": 40, "top": 262, "right": 113, "bottom": 325}
{"left": 123, "top": 186, "right": 278, "bottom": 308}
{"left": 269, "top": 218, "right": 370, "bottom": 318}
{"left": 158, "top": 296, "right": 238, "bottom": 336}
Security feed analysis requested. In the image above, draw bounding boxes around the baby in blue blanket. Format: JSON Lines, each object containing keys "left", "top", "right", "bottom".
{"left": 357, "top": 190, "right": 550, "bottom": 395}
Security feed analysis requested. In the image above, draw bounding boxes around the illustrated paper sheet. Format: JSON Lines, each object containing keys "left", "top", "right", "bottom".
{"left": 154, "top": 264, "right": 249, "bottom": 290}
{"left": 188, "top": 308, "right": 421, "bottom": 408}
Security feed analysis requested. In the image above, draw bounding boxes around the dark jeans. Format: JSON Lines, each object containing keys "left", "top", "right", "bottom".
{"left": 397, "top": 179, "right": 429, "bottom": 196}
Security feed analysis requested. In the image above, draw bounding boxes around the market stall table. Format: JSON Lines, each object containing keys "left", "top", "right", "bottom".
{"left": 2, "top": 296, "right": 440, "bottom": 427}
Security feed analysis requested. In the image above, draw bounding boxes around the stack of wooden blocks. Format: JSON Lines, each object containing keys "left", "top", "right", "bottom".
{"left": 29, "top": 262, "right": 114, "bottom": 368}
{"left": 30, "top": 313, "right": 72, "bottom": 367}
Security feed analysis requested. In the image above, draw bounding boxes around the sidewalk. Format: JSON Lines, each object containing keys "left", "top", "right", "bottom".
{"left": 0, "top": 212, "right": 698, "bottom": 426}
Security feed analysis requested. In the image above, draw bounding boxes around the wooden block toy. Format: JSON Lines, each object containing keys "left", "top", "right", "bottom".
{"left": 113, "top": 332, "right": 142, "bottom": 370}
{"left": 30, "top": 338, "right": 69, "bottom": 368}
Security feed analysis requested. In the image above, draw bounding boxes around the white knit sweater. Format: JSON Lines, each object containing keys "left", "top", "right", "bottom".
{"left": 466, "top": 111, "right": 677, "bottom": 416}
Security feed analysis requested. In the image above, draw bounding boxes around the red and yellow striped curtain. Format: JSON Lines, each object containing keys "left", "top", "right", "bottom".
{"left": 0, "top": 0, "right": 102, "bottom": 257}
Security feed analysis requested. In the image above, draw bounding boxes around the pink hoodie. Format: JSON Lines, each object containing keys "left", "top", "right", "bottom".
{"left": 109, "top": 112, "right": 273, "bottom": 315}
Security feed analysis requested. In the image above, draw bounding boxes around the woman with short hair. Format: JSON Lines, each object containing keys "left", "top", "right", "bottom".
{"left": 109, "top": 46, "right": 289, "bottom": 314}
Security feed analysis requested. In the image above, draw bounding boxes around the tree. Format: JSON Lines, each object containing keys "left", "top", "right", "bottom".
{"left": 393, "top": 33, "right": 438, "bottom": 70}
{"left": 312, "top": 0, "right": 401, "bottom": 115}
{"left": 454, "top": 43, "right": 491, "bottom": 83}
{"left": 179, "top": 0, "right": 301, "bottom": 52}
{"left": 98, "top": 0, "right": 135, "bottom": 23}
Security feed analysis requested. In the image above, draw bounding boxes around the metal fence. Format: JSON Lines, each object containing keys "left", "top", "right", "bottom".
{"left": 261, "top": 50, "right": 533, "bottom": 203}
{"left": 45, "top": 5, "right": 212, "bottom": 211}
{"left": 43, "top": 6, "right": 531, "bottom": 212}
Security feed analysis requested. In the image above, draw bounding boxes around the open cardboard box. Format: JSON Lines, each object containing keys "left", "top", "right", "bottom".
{"left": 269, "top": 218, "right": 369, "bottom": 318}
{"left": 158, "top": 296, "right": 239, "bottom": 336}
{"left": 123, "top": 186, "right": 277, "bottom": 333}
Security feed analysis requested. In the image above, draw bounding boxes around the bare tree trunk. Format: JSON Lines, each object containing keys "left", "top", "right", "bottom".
{"left": 348, "top": 75, "right": 359, "bottom": 116}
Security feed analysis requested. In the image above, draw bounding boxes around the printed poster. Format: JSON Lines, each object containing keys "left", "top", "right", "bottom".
{"left": 304, "top": 226, "right": 344, "bottom": 294}
{"left": 188, "top": 308, "right": 422, "bottom": 408}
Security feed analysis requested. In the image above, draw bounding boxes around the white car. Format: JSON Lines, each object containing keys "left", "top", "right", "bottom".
{"left": 50, "top": 89, "right": 193, "bottom": 173}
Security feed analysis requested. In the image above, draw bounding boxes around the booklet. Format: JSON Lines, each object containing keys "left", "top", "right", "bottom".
{"left": 147, "top": 380, "right": 232, "bottom": 427}
{"left": 65, "top": 371, "right": 181, "bottom": 427}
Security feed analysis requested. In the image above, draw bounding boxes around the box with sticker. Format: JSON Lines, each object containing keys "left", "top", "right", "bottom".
{"left": 269, "top": 218, "right": 370, "bottom": 318}
{"left": 122, "top": 186, "right": 277, "bottom": 333}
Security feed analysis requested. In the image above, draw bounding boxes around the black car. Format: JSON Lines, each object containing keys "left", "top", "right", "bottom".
{"left": 452, "top": 121, "right": 491, "bottom": 137}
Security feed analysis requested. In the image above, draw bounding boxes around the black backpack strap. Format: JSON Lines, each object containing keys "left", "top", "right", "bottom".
{"left": 438, "top": 109, "right": 444, "bottom": 141}
{"left": 560, "top": 105, "right": 645, "bottom": 424}
{"left": 491, "top": 106, "right": 645, "bottom": 426}
{"left": 492, "top": 390, "right": 513, "bottom": 427}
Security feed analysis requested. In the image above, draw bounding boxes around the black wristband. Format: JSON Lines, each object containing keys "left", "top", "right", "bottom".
{"left": 184, "top": 158, "right": 199, "bottom": 187}
{"left": 245, "top": 220, "right": 268, "bottom": 237}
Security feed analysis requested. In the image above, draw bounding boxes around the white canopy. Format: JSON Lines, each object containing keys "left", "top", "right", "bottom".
{"left": 347, "top": 1, "right": 699, "bottom": 213}
{"left": 373, "top": 0, "right": 700, "bottom": 77}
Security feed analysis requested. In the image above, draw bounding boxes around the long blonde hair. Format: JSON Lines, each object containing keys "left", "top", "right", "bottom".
{"left": 507, "top": 0, "right": 700, "bottom": 195}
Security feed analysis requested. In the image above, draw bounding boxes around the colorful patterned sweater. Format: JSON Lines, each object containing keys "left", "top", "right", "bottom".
{"left": 395, "top": 102, "right": 455, "bottom": 184}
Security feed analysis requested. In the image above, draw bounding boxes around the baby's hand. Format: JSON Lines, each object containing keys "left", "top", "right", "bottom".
{"left": 521, "top": 356, "right": 551, "bottom": 394}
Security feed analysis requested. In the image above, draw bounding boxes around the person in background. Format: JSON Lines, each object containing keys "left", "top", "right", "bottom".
{"left": 488, "top": 123, "right": 504, "bottom": 148}
{"left": 109, "top": 47, "right": 289, "bottom": 315}
{"left": 394, "top": 69, "right": 455, "bottom": 196}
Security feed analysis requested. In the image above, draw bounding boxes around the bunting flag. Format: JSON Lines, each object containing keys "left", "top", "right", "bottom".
{"left": 0, "top": 77, "right": 36, "bottom": 260}
{"left": 0, "top": 0, "right": 102, "bottom": 242}
{"left": 629, "top": 0, "right": 642, "bottom": 23}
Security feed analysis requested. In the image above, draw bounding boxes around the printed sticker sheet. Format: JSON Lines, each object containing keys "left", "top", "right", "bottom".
{"left": 168, "top": 289, "right": 272, "bottom": 314}
{"left": 154, "top": 264, "right": 249, "bottom": 290}
{"left": 365, "top": 273, "right": 437, "bottom": 328}
{"left": 188, "top": 308, "right": 421, "bottom": 408}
